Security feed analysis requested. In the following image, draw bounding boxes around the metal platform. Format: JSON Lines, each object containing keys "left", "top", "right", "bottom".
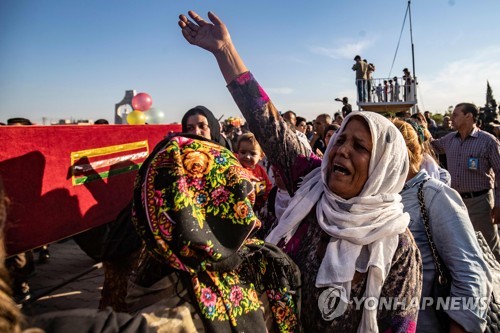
{"left": 357, "top": 101, "right": 416, "bottom": 113}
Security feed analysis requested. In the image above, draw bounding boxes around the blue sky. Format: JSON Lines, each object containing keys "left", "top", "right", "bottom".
{"left": 1, "top": 0, "right": 499, "bottom": 124}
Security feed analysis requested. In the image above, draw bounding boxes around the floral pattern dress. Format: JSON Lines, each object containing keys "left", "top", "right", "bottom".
{"left": 228, "top": 71, "right": 422, "bottom": 332}
{"left": 131, "top": 135, "right": 302, "bottom": 333}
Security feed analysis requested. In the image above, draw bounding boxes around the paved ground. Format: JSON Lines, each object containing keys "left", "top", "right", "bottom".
{"left": 21, "top": 238, "right": 104, "bottom": 317}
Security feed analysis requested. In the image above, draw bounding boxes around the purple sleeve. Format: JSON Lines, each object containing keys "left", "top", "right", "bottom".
{"left": 227, "top": 72, "right": 321, "bottom": 195}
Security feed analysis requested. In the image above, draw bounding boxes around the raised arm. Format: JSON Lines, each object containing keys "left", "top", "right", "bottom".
{"left": 178, "top": 11, "right": 320, "bottom": 194}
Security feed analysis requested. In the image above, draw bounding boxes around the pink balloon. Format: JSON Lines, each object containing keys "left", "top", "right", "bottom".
{"left": 131, "top": 93, "right": 153, "bottom": 111}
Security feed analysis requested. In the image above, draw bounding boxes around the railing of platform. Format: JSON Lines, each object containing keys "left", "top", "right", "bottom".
{"left": 355, "top": 77, "right": 417, "bottom": 105}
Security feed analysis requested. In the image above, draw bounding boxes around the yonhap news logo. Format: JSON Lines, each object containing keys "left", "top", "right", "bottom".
{"left": 318, "top": 286, "right": 489, "bottom": 320}
{"left": 318, "top": 286, "right": 349, "bottom": 320}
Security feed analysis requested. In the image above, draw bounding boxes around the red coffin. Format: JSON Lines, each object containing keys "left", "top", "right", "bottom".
{"left": 0, "top": 124, "right": 181, "bottom": 256}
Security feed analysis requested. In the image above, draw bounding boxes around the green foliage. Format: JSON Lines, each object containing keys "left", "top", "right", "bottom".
{"left": 432, "top": 113, "right": 444, "bottom": 125}
{"left": 487, "top": 81, "right": 494, "bottom": 104}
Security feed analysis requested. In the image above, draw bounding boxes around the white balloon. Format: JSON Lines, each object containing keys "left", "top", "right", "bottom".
{"left": 144, "top": 107, "right": 165, "bottom": 124}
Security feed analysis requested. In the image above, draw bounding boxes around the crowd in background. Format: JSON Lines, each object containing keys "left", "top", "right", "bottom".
{"left": 2, "top": 91, "right": 500, "bottom": 333}
{"left": 2, "top": 93, "right": 500, "bottom": 333}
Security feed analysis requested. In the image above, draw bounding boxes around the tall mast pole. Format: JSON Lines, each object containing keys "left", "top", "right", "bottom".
{"left": 408, "top": 0, "right": 417, "bottom": 112}
{"left": 408, "top": 0, "right": 415, "bottom": 79}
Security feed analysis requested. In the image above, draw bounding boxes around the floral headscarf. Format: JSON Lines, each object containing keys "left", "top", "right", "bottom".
{"left": 133, "top": 135, "right": 301, "bottom": 333}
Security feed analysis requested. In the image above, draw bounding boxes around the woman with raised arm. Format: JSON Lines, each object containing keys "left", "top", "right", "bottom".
{"left": 178, "top": 11, "right": 422, "bottom": 332}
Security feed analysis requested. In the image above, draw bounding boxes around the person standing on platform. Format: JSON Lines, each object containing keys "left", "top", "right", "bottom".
{"left": 403, "top": 68, "right": 413, "bottom": 101}
{"left": 366, "top": 61, "right": 375, "bottom": 102}
{"left": 352, "top": 55, "right": 367, "bottom": 102}
{"left": 393, "top": 76, "right": 401, "bottom": 102}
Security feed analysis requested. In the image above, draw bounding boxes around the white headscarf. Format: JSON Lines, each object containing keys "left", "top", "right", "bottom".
{"left": 266, "top": 111, "right": 410, "bottom": 333}
{"left": 421, "top": 153, "right": 441, "bottom": 180}
{"left": 274, "top": 188, "right": 291, "bottom": 221}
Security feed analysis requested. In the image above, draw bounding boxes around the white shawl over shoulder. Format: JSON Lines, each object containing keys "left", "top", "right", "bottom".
{"left": 267, "top": 111, "right": 410, "bottom": 333}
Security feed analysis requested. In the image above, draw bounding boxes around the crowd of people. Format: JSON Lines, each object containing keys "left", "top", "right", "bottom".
{"left": 1, "top": 9, "right": 499, "bottom": 333}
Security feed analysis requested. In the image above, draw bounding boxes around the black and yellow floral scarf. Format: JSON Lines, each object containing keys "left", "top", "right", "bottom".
{"left": 132, "top": 135, "right": 302, "bottom": 333}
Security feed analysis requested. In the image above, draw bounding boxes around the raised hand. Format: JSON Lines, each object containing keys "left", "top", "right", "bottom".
{"left": 178, "top": 11, "right": 232, "bottom": 54}
{"left": 178, "top": 10, "right": 247, "bottom": 84}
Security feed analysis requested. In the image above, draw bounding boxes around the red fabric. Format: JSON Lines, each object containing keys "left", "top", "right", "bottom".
{"left": 242, "top": 162, "right": 272, "bottom": 211}
{"left": 0, "top": 124, "right": 180, "bottom": 255}
{"left": 228, "top": 153, "right": 272, "bottom": 212}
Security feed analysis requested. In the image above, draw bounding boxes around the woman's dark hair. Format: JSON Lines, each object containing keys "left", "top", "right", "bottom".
{"left": 326, "top": 124, "right": 340, "bottom": 133}
{"left": 296, "top": 116, "right": 306, "bottom": 126}
{"left": 7, "top": 118, "right": 31, "bottom": 126}
{"left": 181, "top": 106, "right": 230, "bottom": 149}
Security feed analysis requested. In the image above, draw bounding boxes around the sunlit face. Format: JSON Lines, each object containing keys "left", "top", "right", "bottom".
{"left": 451, "top": 106, "right": 468, "bottom": 131}
{"left": 443, "top": 117, "right": 451, "bottom": 129}
{"left": 297, "top": 121, "right": 307, "bottom": 133}
{"left": 306, "top": 124, "right": 313, "bottom": 134}
{"left": 185, "top": 114, "right": 211, "bottom": 139}
{"left": 325, "top": 129, "right": 336, "bottom": 146}
{"left": 284, "top": 113, "right": 297, "bottom": 126}
{"left": 237, "top": 141, "right": 263, "bottom": 169}
{"left": 314, "top": 116, "right": 328, "bottom": 137}
{"left": 326, "top": 117, "right": 372, "bottom": 199}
